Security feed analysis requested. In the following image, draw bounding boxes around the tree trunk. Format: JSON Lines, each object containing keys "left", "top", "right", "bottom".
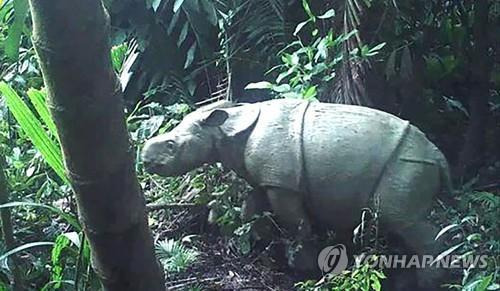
{"left": 457, "top": 0, "right": 492, "bottom": 179}
{"left": 0, "top": 158, "right": 23, "bottom": 290}
{"left": 28, "top": 1, "right": 165, "bottom": 290}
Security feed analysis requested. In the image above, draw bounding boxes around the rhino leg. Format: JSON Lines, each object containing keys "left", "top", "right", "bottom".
{"left": 266, "top": 187, "right": 317, "bottom": 272}
{"left": 241, "top": 187, "right": 275, "bottom": 241}
{"left": 241, "top": 187, "right": 270, "bottom": 221}
{"left": 266, "top": 187, "right": 312, "bottom": 238}
{"left": 375, "top": 155, "right": 445, "bottom": 289}
{"left": 391, "top": 222, "right": 444, "bottom": 290}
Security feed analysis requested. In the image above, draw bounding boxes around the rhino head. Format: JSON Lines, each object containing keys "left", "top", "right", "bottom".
{"left": 141, "top": 101, "right": 259, "bottom": 177}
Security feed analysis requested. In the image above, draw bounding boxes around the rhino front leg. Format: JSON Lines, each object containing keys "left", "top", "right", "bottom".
{"left": 241, "top": 187, "right": 270, "bottom": 222}
{"left": 266, "top": 187, "right": 312, "bottom": 238}
{"left": 241, "top": 187, "right": 275, "bottom": 241}
{"left": 266, "top": 187, "right": 317, "bottom": 272}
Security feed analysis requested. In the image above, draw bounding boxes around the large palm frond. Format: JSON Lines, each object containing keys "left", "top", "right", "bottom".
{"left": 326, "top": 0, "right": 373, "bottom": 105}
{"left": 213, "top": 0, "right": 288, "bottom": 101}
{"left": 111, "top": 0, "right": 289, "bottom": 106}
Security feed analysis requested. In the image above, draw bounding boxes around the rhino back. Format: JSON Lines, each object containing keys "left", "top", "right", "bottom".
{"left": 242, "top": 99, "right": 410, "bottom": 189}
{"left": 303, "top": 103, "right": 410, "bottom": 192}
{"left": 302, "top": 103, "right": 411, "bottom": 226}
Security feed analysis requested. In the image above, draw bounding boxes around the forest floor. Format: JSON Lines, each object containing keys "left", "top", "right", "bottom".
{"left": 145, "top": 162, "right": 500, "bottom": 291}
{"left": 149, "top": 207, "right": 299, "bottom": 290}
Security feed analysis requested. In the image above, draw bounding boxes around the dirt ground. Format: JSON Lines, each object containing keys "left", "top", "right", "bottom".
{"left": 149, "top": 206, "right": 301, "bottom": 291}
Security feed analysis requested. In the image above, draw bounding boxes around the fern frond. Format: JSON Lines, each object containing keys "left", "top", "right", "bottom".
{"left": 468, "top": 192, "right": 499, "bottom": 209}
{"left": 155, "top": 238, "right": 199, "bottom": 273}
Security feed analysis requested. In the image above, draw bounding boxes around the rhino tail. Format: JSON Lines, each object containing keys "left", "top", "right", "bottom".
{"left": 436, "top": 151, "right": 454, "bottom": 196}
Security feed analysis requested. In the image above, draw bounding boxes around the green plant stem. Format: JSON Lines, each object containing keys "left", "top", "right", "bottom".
{"left": 74, "top": 232, "right": 85, "bottom": 291}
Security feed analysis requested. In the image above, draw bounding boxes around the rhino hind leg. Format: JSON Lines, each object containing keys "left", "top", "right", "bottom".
{"left": 375, "top": 152, "right": 445, "bottom": 289}
{"left": 392, "top": 222, "right": 445, "bottom": 290}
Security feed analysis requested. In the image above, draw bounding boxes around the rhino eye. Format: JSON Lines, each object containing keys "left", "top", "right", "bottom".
{"left": 164, "top": 140, "right": 176, "bottom": 151}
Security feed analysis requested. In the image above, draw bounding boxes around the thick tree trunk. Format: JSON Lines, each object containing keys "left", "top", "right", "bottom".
{"left": 28, "top": 1, "right": 165, "bottom": 290}
{"left": 457, "top": 0, "right": 492, "bottom": 179}
{"left": 0, "top": 158, "right": 22, "bottom": 290}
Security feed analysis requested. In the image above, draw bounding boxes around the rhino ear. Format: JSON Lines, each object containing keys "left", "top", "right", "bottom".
{"left": 217, "top": 104, "right": 260, "bottom": 137}
{"left": 202, "top": 109, "right": 229, "bottom": 126}
{"left": 201, "top": 104, "right": 259, "bottom": 136}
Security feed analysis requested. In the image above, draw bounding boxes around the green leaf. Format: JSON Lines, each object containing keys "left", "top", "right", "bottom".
{"left": 155, "top": 238, "right": 198, "bottom": 273}
{"left": 167, "top": 11, "right": 181, "bottom": 35}
{"left": 184, "top": 42, "right": 196, "bottom": 69}
{"left": 301, "top": 0, "right": 315, "bottom": 21}
{"left": 369, "top": 42, "right": 386, "bottom": 53}
{"left": 62, "top": 232, "right": 81, "bottom": 248}
{"left": 271, "top": 84, "right": 291, "bottom": 93}
{"left": 0, "top": 82, "right": 68, "bottom": 184}
{"left": 435, "top": 223, "right": 459, "bottom": 241}
{"left": 0, "top": 202, "right": 80, "bottom": 230}
{"left": 150, "top": 0, "right": 162, "bottom": 12}
{"left": 50, "top": 235, "right": 72, "bottom": 289}
{"left": 318, "top": 9, "right": 335, "bottom": 19}
{"left": 177, "top": 22, "right": 189, "bottom": 47}
{"left": 302, "top": 85, "right": 317, "bottom": 100}
{"left": 282, "top": 92, "right": 302, "bottom": 99}
{"left": 4, "top": 0, "right": 29, "bottom": 60}
{"left": 294, "top": 20, "right": 310, "bottom": 36}
{"left": 340, "top": 29, "right": 358, "bottom": 42}
{"left": 370, "top": 274, "right": 382, "bottom": 291}
{"left": 245, "top": 81, "right": 273, "bottom": 90}
{"left": 173, "top": 0, "right": 186, "bottom": 13}
{"left": 464, "top": 274, "right": 494, "bottom": 291}
{"left": 431, "top": 242, "right": 465, "bottom": 266}
{"left": 0, "top": 241, "right": 54, "bottom": 262}
{"left": 476, "top": 274, "right": 493, "bottom": 291}
{"left": 466, "top": 233, "right": 481, "bottom": 242}
{"left": 111, "top": 43, "right": 128, "bottom": 72}
{"left": 26, "top": 88, "right": 59, "bottom": 139}
{"left": 315, "top": 38, "right": 328, "bottom": 61}
{"left": 363, "top": 42, "right": 386, "bottom": 57}
{"left": 276, "top": 67, "right": 294, "bottom": 84}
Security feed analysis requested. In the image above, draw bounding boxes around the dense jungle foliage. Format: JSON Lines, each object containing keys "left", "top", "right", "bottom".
{"left": 0, "top": 0, "right": 498, "bottom": 290}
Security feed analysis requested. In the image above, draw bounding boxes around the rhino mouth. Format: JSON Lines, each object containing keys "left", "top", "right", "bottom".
{"left": 143, "top": 161, "right": 167, "bottom": 175}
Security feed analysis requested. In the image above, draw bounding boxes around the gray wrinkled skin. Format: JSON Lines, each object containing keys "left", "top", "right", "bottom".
{"left": 143, "top": 99, "right": 452, "bottom": 288}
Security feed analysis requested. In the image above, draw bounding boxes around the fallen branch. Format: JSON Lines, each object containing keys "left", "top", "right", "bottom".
{"left": 146, "top": 203, "right": 199, "bottom": 212}
{"left": 166, "top": 276, "right": 220, "bottom": 290}
{"left": 474, "top": 182, "right": 500, "bottom": 192}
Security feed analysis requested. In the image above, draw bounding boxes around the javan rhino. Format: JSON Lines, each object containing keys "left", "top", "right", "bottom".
{"left": 142, "top": 99, "right": 451, "bottom": 288}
